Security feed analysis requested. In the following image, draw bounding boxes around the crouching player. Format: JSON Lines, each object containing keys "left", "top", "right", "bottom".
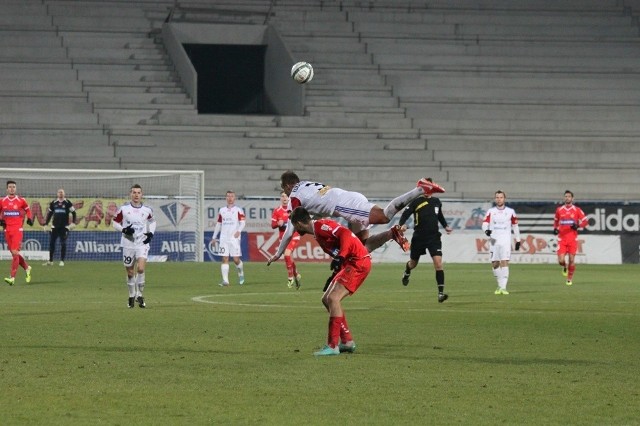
{"left": 288, "top": 206, "right": 371, "bottom": 356}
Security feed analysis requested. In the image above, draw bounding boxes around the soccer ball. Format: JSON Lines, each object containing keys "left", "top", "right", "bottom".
{"left": 291, "top": 61, "right": 314, "bottom": 84}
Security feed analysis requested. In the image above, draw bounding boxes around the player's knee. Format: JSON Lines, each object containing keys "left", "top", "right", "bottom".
{"left": 369, "top": 208, "right": 389, "bottom": 224}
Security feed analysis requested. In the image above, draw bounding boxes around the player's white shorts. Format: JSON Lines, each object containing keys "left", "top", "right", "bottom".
{"left": 489, "top": 241, "right": 511, "bottom": 262}
{"left": 332, "top": 191, "right": 376, "bottom": 234}
{"left": 217, "top": 238, "right": 242, "bottom": 258}
{"left": 122, "top": 245, "right": 150, "bottom": 267}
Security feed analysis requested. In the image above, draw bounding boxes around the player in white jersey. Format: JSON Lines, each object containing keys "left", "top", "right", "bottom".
{"left": 113, "top": 184, "right": 156, "bottom": 308}
{"left": 211, "top": 190, "right": 245, "bottom": 286}
{"left": 267, "top": 170, "right": 446, "bottom": 265}
{"left": 481, "top": 190, "right": 521, "bottom": 295}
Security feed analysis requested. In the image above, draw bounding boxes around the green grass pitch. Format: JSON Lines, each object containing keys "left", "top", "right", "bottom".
{"left": 1, "top": 260, "right": 639, "bottom": 425}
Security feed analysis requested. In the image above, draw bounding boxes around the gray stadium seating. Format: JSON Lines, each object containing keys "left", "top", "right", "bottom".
{"left": 1, "top": 0, "right": 639, "bottom": 201}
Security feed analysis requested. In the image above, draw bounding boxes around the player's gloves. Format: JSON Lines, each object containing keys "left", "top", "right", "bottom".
{"left": 330, "top": 256, "right": 344, "bottom": 272}
{"left": 143, "top": 232, "right": 154, "bottom": 244}
{"left": 68, "top": 223, "right": 76, "bottom": 230}
{"left": 44, "top": 224, "right": 51, "bottom": 232}
{"left": 122, "top": 225, "right": 134, "bottom": 241}
{"left": 515, "top": 241, "right": 521, "bottom": 251}
{"left": 553, "top": 228, "right": 559, "bottom": 235}
{"left": 484, "top": 230, "right": 492, "bottom": 237}
{"left": 26, "top": 218, "right": 34, "bottom": 226}
{"left": 0, "top": 219, "right": 5, "bottom": 228}
{"left": 571, "top": 223, "right": 579, "bottom": 230}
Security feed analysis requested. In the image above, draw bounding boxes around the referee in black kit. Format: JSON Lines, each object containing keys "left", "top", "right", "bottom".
{"left": 43, "top": 188, "right": 77, "bottom": 266}
{"left": 398, "top": 178, "right": 452, "bottom": 303}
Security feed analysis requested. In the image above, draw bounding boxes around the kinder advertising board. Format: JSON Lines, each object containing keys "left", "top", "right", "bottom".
{"left": 204, "top": 199, "right": 628, "bottom": 264}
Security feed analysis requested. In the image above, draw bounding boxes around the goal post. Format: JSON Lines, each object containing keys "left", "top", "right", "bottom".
{"left": 0, "top": 168, "right": 205, "bottom": 262}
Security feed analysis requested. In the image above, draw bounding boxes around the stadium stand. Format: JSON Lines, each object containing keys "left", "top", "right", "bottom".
{"left": 1, "top": 0, "right": 639, "bottom": 201}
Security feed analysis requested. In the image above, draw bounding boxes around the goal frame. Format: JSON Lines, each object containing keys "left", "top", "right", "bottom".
{"left": 0, "top": 168, "right": 205, "bottom": 262}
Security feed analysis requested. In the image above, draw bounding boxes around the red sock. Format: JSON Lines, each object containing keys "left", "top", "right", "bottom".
{"left": 328, "top": 317, "right": 341, "bottom": 348}
{"left": 11, "top": 255, "right": 19, "bottom": 277}
{"left": 568, "top": 264, "right": 576, "bottom": 280}
{"left": 18, "top": 255, "right": 28, "bottom": 270}
{"left": 339, "top": 316, "right": 353, "bottom": 343}
{"left": 285, "top": 255, "right": 294, "bottom": 279}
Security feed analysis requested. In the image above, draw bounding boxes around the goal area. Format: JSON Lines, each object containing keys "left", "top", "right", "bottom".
{"left": 0, "top": 168, "right": 205, "bottom": 262}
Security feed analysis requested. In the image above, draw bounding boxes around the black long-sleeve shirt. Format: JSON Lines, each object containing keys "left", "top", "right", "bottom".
{"left": 399, "top": 195, "right": 448, "bottom": 235}
{"left": 45, "top": 199, "right": 77, "bottom": 229}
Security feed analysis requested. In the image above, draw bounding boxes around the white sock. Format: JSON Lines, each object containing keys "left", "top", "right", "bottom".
{"left": 127, "top": 276, "right": 136, "bottom": 297}
{"left": 500, "top": 266, "right": 509, "bottom": 290}
{"left": 136, "top": 272, "right": 145, "bottom": 297}
{"left": 383, "top": 187, "right": 422, "bottom": 220}
{"left": 492, "top": 267, "right": 499, "bottom": 285}
{"left": 236, "top": 260, "right": 244, "bottom": 277}
{"left": 221, "top": 263, "right": 230, "bottom": 283}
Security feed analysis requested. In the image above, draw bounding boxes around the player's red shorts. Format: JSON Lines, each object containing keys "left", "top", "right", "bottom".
{"left": 4, "top": 230, "right": 24, "bottom": 251}
{"left": 557, "top": 237, "right": 578, "bottom": 256}
{"left": 286, "top": 235, "right": 301, "bottom": 252}
{"left": 334, "top": 256, "right": 371, "bottom": 294}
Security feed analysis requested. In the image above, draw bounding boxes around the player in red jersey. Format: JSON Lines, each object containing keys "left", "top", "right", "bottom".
{"left": 0, "top": 180, "right": 34, "bottom": 285}
{"left": 289, "top": 206, "right": 371, "bottom": 356}
{"left": 271, "top": 192, "right": 302, "bottom": 289}
{"left": 553, "top": 190, "right": 587, "bottom": 286}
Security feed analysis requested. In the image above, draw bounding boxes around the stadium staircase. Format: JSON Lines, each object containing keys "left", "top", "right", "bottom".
{"left": 1, "top": 0, "right": 639, "bottom": 201}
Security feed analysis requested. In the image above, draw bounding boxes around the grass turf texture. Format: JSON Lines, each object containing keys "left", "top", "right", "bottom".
{"left": 1, "top": 261, "right": 639, "bottom": 425}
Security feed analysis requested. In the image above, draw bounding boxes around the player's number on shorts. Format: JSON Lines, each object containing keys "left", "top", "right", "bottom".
{"left": 123, "top": 255, "right": 133, "bottom": 264}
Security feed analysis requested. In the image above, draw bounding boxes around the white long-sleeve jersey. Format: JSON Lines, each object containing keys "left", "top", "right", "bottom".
{"left": 112, "top": 202, "right": 156, "bottom": 248}
{"left": 482, "top": 206, "right": 520, "bottom": 245}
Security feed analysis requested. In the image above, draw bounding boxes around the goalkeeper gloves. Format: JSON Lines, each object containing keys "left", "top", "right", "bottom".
{"left": 553, "top": 228, "right": 559, "bottom": 235}
{"left": 26, "top": 218, "right": 34, "bottom": 226}
{"left": 44, "top": 224, "right": 51, "bottom": 232}
{"left": 515, "top": 241, "right": 521, "bottom": 251}
{"left": 330, "top": 256, "right": 344, "bottom": 272}
{"left": 143, "top": 232, "right": 154, "bottom": 244}
{"left": 571, "top": 223, "right": 579, "bottom": 230}
{"left": 484, "top": 230, "right": 492, "bottom": 237}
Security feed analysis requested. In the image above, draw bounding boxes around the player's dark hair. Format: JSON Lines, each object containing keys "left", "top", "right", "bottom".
{"left": 6, "top": 180, "right": 16, "bottom": 187}
{"left": 495, "top": 190, "right": 506, "bottom": 197}
{"left": 226, "top": 190, "right": 235, "bottom": 195}
{"left": 130, "top": 184, "right": 142, "bottom": 191}
{"left": 281, "top": 171, "right": 300, "bottom": 187}
{"left": 565, "top": 190, "right": 574, "bottom": 197}
{"left": 289, "top": 207, "right": 311, "bottom": 225}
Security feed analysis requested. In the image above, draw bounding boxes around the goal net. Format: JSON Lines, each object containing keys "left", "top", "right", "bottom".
{"left": 0, "top": 168, "right": 205, "bottom": 262}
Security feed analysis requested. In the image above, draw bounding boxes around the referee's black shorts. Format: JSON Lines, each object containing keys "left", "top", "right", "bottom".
{"left": 409, "top": 234, "right": 442, "bottom": 260}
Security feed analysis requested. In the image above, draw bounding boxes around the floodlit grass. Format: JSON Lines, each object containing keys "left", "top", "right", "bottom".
{"left": 1, "top": 261, "right": 639, "bottom": 425}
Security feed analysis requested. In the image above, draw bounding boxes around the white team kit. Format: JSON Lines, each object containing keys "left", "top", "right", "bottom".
{"left": 288, "top": 181, "right": 375, "bottom": 231}
{"left": 213, "top": 205, "right": 246, "bottom": 257}
{"left": 482, "top": 206, "right": 520, "bottom": 261}
{"left": 113, "top": 202, "right": 156, "bottom": 266}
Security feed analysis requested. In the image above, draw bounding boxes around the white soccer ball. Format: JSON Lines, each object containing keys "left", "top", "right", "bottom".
{"left": 291, "top": 61, "right": 314, "bottom": 84}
